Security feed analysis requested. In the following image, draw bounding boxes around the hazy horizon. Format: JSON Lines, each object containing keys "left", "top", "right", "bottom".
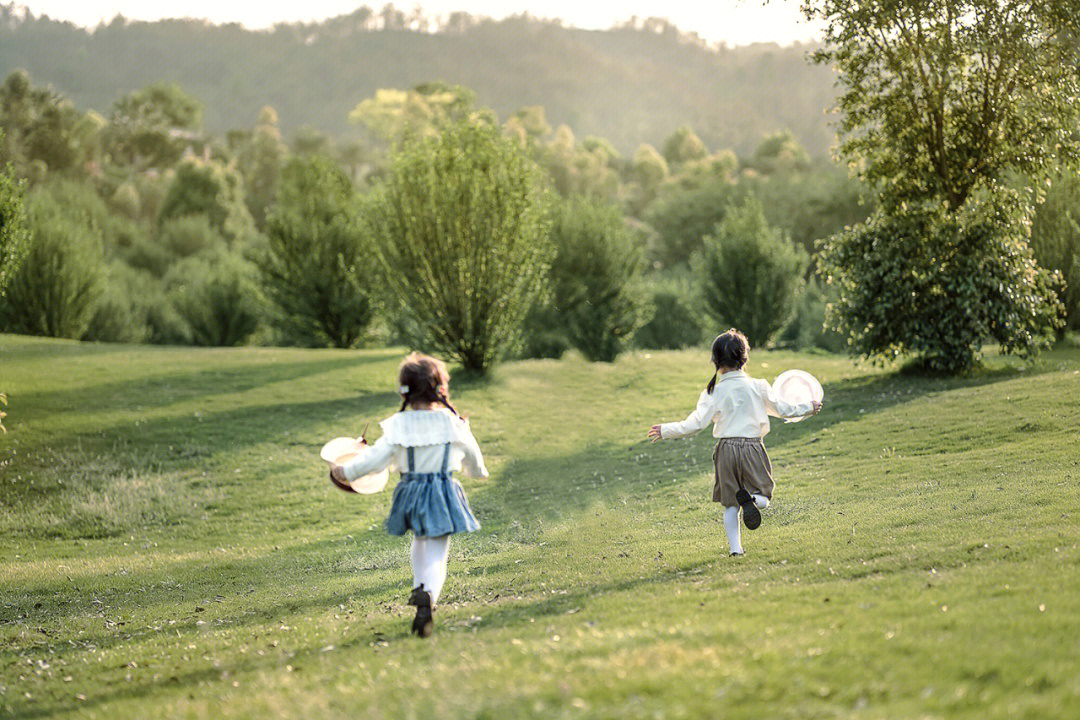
{"left": 8, "top": 1, "right": 822, "bottom": 47}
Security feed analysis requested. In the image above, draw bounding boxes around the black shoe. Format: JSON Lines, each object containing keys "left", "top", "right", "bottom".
{"left": 408, "top": 585, "right": 434, "bottom": 638}
{"left": 736, "top": 489, "right": 761, "bottom": 530}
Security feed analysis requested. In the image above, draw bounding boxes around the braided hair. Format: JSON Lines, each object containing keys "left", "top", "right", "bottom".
{"left": 706, "top": 329, "right": 749, "bottom": 393}
{"left": 398, "top": 352, "right": 460, "bottom": 417}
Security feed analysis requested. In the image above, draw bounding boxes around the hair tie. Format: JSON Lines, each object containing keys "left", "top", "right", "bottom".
{"left": 399, "top": 385, "right": 410, "bottom": 395}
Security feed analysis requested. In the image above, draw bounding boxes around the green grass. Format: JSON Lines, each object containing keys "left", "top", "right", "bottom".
{"left": 2, "top": 334, "right": 1079, "bottom": 719}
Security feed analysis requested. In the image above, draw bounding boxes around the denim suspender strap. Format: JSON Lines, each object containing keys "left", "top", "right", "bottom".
{"left": 441, "top": 443, "right": 451, "bottom": 473}
{"left": 407, "top": 446, "right": 415, "bottom": 473}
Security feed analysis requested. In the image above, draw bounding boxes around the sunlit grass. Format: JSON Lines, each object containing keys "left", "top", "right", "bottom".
{"left": 2, "top": 334, "right": 1078, "bottom": 719}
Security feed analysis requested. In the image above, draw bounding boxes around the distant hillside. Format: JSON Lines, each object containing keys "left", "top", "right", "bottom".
{"left": 0, "top": 5, "right": 838, "bottom": 156}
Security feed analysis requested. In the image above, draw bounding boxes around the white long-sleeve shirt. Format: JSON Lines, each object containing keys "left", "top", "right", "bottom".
{"left": 659, "top": 370, "right": 814, "bottom": 440}
{"left": 343, "top": 408, "right": 489, "bottom": 481}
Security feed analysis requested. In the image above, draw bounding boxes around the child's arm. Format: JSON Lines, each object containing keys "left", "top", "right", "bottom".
{"left": 759, "top": 380, "right": 821, "bottom": 419}
{"left": 341, "top": 436, "right": 397, "bottom": 481}
{"left": 459, "top": 425, "right": 490, "bottom": 479}
{"left": 649, "top": 390, "right": 716, "bottom": 441}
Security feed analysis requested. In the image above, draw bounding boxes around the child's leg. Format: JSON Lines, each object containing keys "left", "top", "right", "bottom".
{"left": 723, "top": 505, "right": 743, "bottom": 555}
{"left": 413, "top": 535, "right": 451, "bottom": 604}
{"left": 751, "top": 494, "right": 769, "bottom": 510}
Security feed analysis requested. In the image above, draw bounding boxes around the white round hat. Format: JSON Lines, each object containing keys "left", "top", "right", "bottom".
{"left": 771, "top": 370, "right": 823, "bottom": 423}
{"left": 320, "top": 437, "right": 389, "bottom": 494}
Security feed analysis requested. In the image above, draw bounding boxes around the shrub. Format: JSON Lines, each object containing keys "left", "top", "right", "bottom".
{"left": 820, "top": 197, "right": 1063, "bottom": 373}
{"left": 633, "top": 271, "right": 704, "bottom": 350}
{"left": 366, "top": 121, "right": 551, "bottom": 373}
{"left": 643, "top": 174, "right": 736, "bottom": 267}
{"left": 699, "top": 196, "right": 807, "bottom": 348}
{"left": 0, "top": 191, "right": 104, "bottom": 338}
{"left": 83, "top": 262, "right": 151, "bottom": 343}
{"left": 166, "top": 248, "right": 260, "bottom": 346}
{"left": 1031, "top": 172, "right": 1080, "bottom": 333}
{"left": 533, "top": 196, "right": 648, "bottom": 362}
{"left": 0, "top": 147, "right": 28, "bottom": 299}
{"left": 776, "top": 277, "right": 846, "bottom": 353}
{"left": 257, "top": 155, "right": 374, "bottom": 348}
{"left": 158, "top": 158, "right": 257, "bottom": 246}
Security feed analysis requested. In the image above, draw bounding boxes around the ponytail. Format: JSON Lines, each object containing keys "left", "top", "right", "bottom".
{"left": 435, "top": 392, "right": 460, "bottom": 418}
{"left": 706, "top": 370, "right": 719, "bottom": 394}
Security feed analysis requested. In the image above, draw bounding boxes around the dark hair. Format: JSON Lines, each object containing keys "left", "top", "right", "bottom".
{"left": 398, "top": 352, "right": 460, "bottom": 416}
{"left": 706, "top": 329, "right": 749, "bottom": 393}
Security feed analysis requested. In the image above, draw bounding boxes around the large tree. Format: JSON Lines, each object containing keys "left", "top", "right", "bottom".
{"left": 366, "top": 121, "right": 551, "bottom": 373}
{"left": 807, "top": 0, "right": 1079, "bottom": 370}
{"left": 804, "top": 0, "right": 1080, "bottom": 210}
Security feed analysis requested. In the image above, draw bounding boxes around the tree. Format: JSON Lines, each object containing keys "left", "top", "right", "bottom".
{"left": 237, "top": 106, "right": 286, "bottom": 229}
{"left": 349, "top": 83, "right": 482, "bottom": 143}
{"left": 699, "top": 197, "right": 807, "bottom": 348}
{"left": 661, "top": 126, "right": 708, "bottom": 168}
{"left": 0, "top": 70, "right": 98, "bottom": 178}
{"left": 806, "top": 0, "right": 1080, "bottom": 369}
{"left": 367, "top": 121, "right": 552, "bottom": 373}
{"left": 104, "top": 82, "right": 202, "bottom": 170}
{"left": 804, "top": 0, "right": 1080, "bottom": 211}
{"left": 540, "top": 196, "right": 648, "bottom": 362}
{"left": 257, "top": 155, "right": 375, "bottom": 348}
{"left": 821, "top": 197, "right": 1062, "bottom": 372}
{"left": 1030, "top": 171, "right": 1080, "bottom": 333}
{"left": 157, "top": 158, "right": 256, "bottom": 246}
{"left": 0, "top": 133, "right": 28, "bottom": 299}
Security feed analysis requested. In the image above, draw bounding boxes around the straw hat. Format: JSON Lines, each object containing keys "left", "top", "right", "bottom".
{"left": 321, "top": 437, "right": 389, "bottom": 494}
{"left": 772, "top": 369, "right": 823, "bottom": 423}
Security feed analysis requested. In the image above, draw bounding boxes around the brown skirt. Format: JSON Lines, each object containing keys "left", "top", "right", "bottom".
{"left": 712, "top": 437, "right": 774, "bottom": 507}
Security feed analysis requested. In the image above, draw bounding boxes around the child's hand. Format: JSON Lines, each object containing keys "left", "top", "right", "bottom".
{"left": 647, "top": 425, "right": 663, "bottom": 442}
{"left": 811, "top": 401, "right": 823, "bottom": 415}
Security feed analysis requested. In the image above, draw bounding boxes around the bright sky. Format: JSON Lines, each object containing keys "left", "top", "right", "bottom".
{"left": 13, "top": 1, "right": 821, "bottom": 47}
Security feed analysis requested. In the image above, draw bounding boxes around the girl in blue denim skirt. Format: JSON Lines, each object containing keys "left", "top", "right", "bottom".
{"left": 330, "top": 352, "right": 487, "bottom": 637}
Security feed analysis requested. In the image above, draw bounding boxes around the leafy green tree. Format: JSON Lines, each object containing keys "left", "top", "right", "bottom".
{"left": 257, "top": 155, "right": 374, "bottom": 348}
{"left": 157, "top": 158, "right": 256, "bottom": 246}
{"left": 0, "top": 135, "right": 28, "bottom": 299}
{"left": 540, "top": 196, "right": 648, "bottom": 362}
{"left": 105, "top": 82, "right": 202, "bottom": 170}
{"left": 627, "top": 143, "right": 669, "bottom": 215}
{"left": 807, "top": 0, "right": 1080, "bottom": 369}
{"left": 822, "top": 198, "right": 1062, "bottom": 372}
{"left": 0, "top": 189, "right": 104, "bottom": 338}
{"left": 0, "top": 70, "right": 99, "bottom": 178}
{"left": 699, "top": 196, "right": 807, "bottom": 348}
{"left": 749, "top": 131, "right": 810, "bottom": 175}
{"left": 644, "top": 171, "right": 737, "bottom": 267}
{"left": 167, "top": 248, "right": 260, "bottom": 347}
{"left": 367, "top": 121, "right": 551, "bottom": 373}
{"left": 350, "top": 83, "right": 481, "bottom": 143}
{"left": 805, "top": 0, "right": 1080, "bottom": 211}
{"left": 1030, "top": 171, "right": 1080, "bottom": 333}
{"left": 661, "top": 126, "right": 708, "bottom": 168}
{"left": 237, "top": 106, "right": 287, "bottom": 229}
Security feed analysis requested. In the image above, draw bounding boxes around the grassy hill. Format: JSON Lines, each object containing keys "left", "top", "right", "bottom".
{"left": 0, "top": 6, "right": 836, "bottom": 156}
{"left": 2, "top": 335, "right": 1078, "bottom": 718}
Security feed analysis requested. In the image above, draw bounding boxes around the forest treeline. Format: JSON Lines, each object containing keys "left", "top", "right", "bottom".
{"left": 0, "top": 4, "right": 837, "bottom": 156}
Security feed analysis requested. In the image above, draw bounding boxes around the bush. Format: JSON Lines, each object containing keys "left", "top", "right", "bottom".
{"left": 83, "top": 262, "right": 151, "bottom": 343}
{"left": 539, "top": 196, "right": 648, "bottom": 362}
{"left": 367, "top": 121, "right": 551, "bottom": 373}
{"left": 1031, "top": 171, "right": 1080, "bottom": 333}
{"left": 643, "top": 174, "right": 737, "bottom": 267}
{"left": 776, "top": 277, "right": 846, "bottom": 353}
{"left": 165, "top": 248, "right": 260, "bottom": 346}
{"left": 820, "top": 197, "right": 1063, "bottom": 373}
{"left": 257, "top": 155, "right": 374, "bottom": 348}
{"left": 158, "top": 158, "right": 257, "bottom": 246}
{"left": 699, "top": 196, "right": 807, "bottom": 348}
{"left": 633, "top": 271, "right": 704, "bottom": 350}
{"left": 0, "top": 191, "right": 104, "bottom": 338}
{"left": 0, "top": 147, "right": 28, "bottom": 299}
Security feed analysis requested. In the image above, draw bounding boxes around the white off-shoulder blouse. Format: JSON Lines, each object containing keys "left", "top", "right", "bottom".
{"left": 660, "top": 370, "right": 815, "bottom": 440}
{"left": 343, "top": 408, "right": 489, "bottom": 481}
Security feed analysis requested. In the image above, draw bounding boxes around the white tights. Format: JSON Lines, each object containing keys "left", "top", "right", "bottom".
{"left": 410, "top": 535, "right": 450, "bottom": 604}
{"left": 723, "top": 494, "right": 770, "bottom": 555}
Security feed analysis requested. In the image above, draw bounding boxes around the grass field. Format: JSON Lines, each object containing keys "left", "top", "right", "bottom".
{"left": 2, "top": 334, "right": 1079, "bottom": 719}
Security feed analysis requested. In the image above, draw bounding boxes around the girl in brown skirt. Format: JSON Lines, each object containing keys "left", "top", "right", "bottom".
{"left": 647, "top": 329, "right": 822, "bottom": 556}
